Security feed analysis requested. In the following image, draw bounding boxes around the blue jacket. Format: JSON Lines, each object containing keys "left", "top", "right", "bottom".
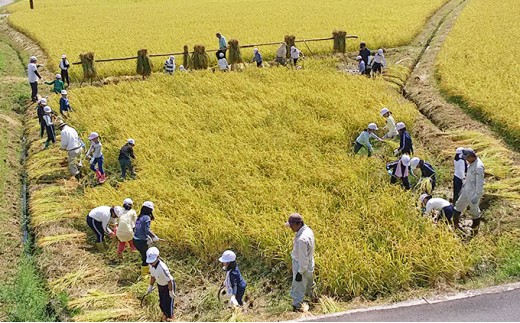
{"left": 253, "top": 52, "right": 262, "bottom": 63}
{"left": 228, "top": 265, "right": 247, "bottom": 295}
{"left": 420, "top": 162, "right": 436, "bottom": 178}
{"left": 60, "top": 97, "right": 71, "bottom": 111}
{"left": 399, "top": 131, "right": 413, "bottom": 154}
{"left": 134, "top": 214, "right": 152, "bottom": 240}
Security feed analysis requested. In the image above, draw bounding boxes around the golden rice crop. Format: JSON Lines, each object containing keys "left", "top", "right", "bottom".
{"left": 53, "top": 67, "right": 474, "bottom": 298}
{"left": 436, "top": 0, "right": 520, "bottom": 148}
{"left": 7, "top": 0, "right": 449, "bottom": 78}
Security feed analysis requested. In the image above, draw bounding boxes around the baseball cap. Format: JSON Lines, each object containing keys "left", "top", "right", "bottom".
{"left": 146, "top": 247, "right": 160, "bottom": 263}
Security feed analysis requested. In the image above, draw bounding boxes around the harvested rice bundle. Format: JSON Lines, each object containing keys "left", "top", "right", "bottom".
{"left": 136, "top": 49, "right": 153, "bottom": 78}
{"left": 227, "top": 39, "right": 243, "bottom": 65}
{"left": 284, "top": 35, "right": 295, "bottom": 58}
{"left": 79, "top": 52, "right": 97, "bottom": 79}
{"left": 191, "top": 45, "right": 209, "bottom": 70}
{"left": 183, "top": 45, "right": 190, "bottom": 69}
{"left": 333, "top": 30, "right": 347, "bottom": 53}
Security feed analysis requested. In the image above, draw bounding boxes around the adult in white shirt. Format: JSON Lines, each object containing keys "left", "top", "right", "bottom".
{"left": 419, "top": 194, "right": 454, "bottom": 223}
{"left": 28, "top": 56, "right": 42, "bottom": 102}
{"left": 285, "top": 213, "right": 315, "bottom": 312}
{"left": 453, "top": 147, "right": 466, "bottom": 203}
{"left": 86, "top": 205, "right": 123, "bottom": 252}
{"left": 145, "top": 247, "right": 176, "bottom": 321}
{"left": 58, "top": 121, "right": 83, "bottom": 179}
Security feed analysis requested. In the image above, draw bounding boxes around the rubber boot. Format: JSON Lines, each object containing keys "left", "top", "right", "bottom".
{"left": 99, "top": 173, "right": 106, "bottom": 184}
{"left": 95, "top": 242, "right": 106, "bottom": 253}
{"left": 95, "top": 170, "right": 102, "bottom": 180}
{"left": 471, "top": 218, "right": 481, "bottom": 237}
{"left": 453, "top": 210, "right": 462, "bottom": 231}
{"left": 141, "top": 265, "right": 149, "bottom": 276}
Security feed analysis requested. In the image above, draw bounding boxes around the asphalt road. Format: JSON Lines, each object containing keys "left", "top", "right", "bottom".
{"left": 311, "top": 288, "right": 520, "bottom": 322}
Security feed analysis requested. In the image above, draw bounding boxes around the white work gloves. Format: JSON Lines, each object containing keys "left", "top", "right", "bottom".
{"left": 146, "top": 235, "right": 160, "bottom": 246}
{"left": 230, "top": 295, "right": 239, "bottom": 307}
{"left": 146, "top": 285, "right": 154, "bottom": 294}
{"left": 169, "top": 289, "right": 175, "bottom": 299}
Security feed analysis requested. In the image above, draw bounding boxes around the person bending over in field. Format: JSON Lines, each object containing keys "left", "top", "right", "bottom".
{"left": 394, "top": 122, "right": 413, "bottom": 156}
{"left": 218, "top": 52, "right": 229, "bottom": 71}
{"left": 86, "top": 132, "right": 106, "bottom": 184}
{"left": 371, "top": 49, "right": 386, "bottom": 75}
{"left": 133, "top": 201, "right": 160, "bottom": 276}
{"left": 410, "top": 157, "right": 437, "bottom": 192}
{"left": 252, "top": 48, "right": 263, "bottom": 67}
{"left": 218, "top": 250, "right": 247, "bottom": 308}
{"left": 276, "top": 42, "right": 287, "bottom": 66}
{"left": 119, "top": 138, "right": 136, "bottom": 180}
{"left": 45, "top": 74, "right": 65, "bottom": 94}
{"left": 353, "top": 123, "right": 383, "bottom": 157}
{"left": 164, "top": 56, "right": 176, "bottom": 74}
{"left": 419, "top": 194, "right": 454, "bottom": 224}
{"left": 387, "top": 154, "right": 411, "bottom": 190}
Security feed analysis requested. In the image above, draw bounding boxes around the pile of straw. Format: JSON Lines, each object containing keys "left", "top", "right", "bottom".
{"left": 79, "top": 52, "right": 97, "bottom": 79}
{"left": 136, "top": 49, "right": 153, "bottom": 77}
{"left": 191, "top": 45, "right": 209, "bottom": 70}
{"left": 284, "top": 35, "right": 296, "bottom": 58}
{"left": 333, "top": 30, "right": 347, "bottom": 53}
{"left": 227, "top": 39, "right": 243, "bottom": 65}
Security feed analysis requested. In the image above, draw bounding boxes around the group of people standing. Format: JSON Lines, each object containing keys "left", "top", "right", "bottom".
{"left": 353, "top": 105, "right": 485, "bottom": 235}
{"left": 355, "top": 42, "right": 387, "bottom": 76}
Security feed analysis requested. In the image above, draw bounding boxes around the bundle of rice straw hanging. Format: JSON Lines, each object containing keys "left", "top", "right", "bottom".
{"left": 79, "top": 52, "right": 97, "bottom": 80}
{"left": 284, "top": 35, "right": 296, "bottom": 58}
{"left": 136, "top": 49, "right": 153, "bottom": 78}
{"left": 332, "top": 30, "right": 347, "bottom": 53}
{"left": 227, "top": 39, "right": 243, "bottom": 65}
{"left": 191, "top": 45, "right": 209, "bottom": 70}
{"left": 183, "top": 45, "right": 191, "bottom": 69}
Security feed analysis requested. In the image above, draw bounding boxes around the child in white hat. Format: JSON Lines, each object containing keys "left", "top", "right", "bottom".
{"left": 45, "top": 74, "right": 65, "bottom": 94}
{"left": 43, "top": 106, "right": 55, "bottom": 149}
{"left": 86, "top": 132, "right": 105, "bottom": 183}
{"left": 59, "top": 90, "right": 72, "bottom": 117}
{"left": 354, "top": 123, "right": 383, "bottom": 157}
{"left": 380, "top": 108, "right": 397, "bottom": 139}
{"left": 356, "top": 55, "right": 365, "bottom": 74}
{"left": 59, "top": 54, "right": 70, "bottom": 86}
{"left": 219, "top": 250, "right": 247, "bottom": 307}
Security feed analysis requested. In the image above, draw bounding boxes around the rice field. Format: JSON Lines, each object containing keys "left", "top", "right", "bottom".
{"left": 44, "top": 67, "right": 476, "bottom": 298}
{"left": 436, "top": 0, "right": 520, "bottom": 148}
{"left": 7, "top": 0, "right": 449, "bottom": 78}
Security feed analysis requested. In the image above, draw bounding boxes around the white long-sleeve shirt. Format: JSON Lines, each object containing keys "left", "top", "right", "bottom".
{"left": 384, "top": 115, "right": 397, "bottom": 137}
{"left": 88, "top": 206, "right": 113, "bottom": 234}
{"left": 87, "top": 141, "right": 103, "bottom": 158}
{"left": 28, "top": 63, "right": 39, "bottom": 83}
{"left": 454, "top": 159, "right": 466, "bottom": 180}
{"left": 461, "top": 157, "right": 485, "bottom": 199}
{"left": 425, "top": 198, "right": 451, "bottom": 213}
{"left": 290, "top": 47, "right": 302, "bottom": 59}
{"left": 150, "top": 260, "right": 174, "bottom": 286}
{"left": 373, "top": 53, "right": 387, "bottom": 66}
{"left": 60, "top": 125, "right": 82, "bottom": 151}
{"left": 291, "top": 225, "right": 315, "bottom": 274}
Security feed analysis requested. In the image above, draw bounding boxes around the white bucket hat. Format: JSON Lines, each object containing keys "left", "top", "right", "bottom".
{"left": 88, "top": 132, "right": 99, "bottom": 140}
{"left": 401, "top": 154, "right": 411, "bottom": 167}
{"left": 146, "top": 247, "right": 160, "bottom": 264}
{"left": 367, "top": 123, "right": 378, "bottom": 130}
{"left": 123, "top": 198, "right": 133, "bottom": 205}
{"left": 218, "top": 250, "right": 236, "bottom": 263}
{"left": 61, "top": 90, "right": 67, "bottom": 95}
{"left": 380, "top": 108, "right": 390, "bottom": 116}
{"left": 113, "top": 206, "right": 124, "bottom": 217}
{"left": 43, "top": 106, "right": 52, "bottom": 113}
{"left": 143, "top": 201, "right": 154, "bottom": 211}
{"left": 127, "top": 138, "right": 135, "bottom": 145}
{"left": 39, "top": 98, "right": 47, "bottom": 105}
{"left": 356, "top": 55, "right": 362, "bottom": 60}
{"left": 56, "top": 74, "right": 61, "bottom": 79}
{"left": 410, "top": 157, "right": 421, "bottom": 170}
{"left": 61, "top": 54, "right": 67, "bottom": 59}
{"left": 396, "top": 122, "right": 406, "bottom": 131}
{"left": 455, "top": 147, "right": 464, "bottom": 154}
{"left": 419, "top": 193, "right": 430, "bottom": 204}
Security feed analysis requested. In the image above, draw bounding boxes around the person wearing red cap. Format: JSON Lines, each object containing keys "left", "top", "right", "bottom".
{"left": 285, "top": 213, "right": 315, "bottom": 312}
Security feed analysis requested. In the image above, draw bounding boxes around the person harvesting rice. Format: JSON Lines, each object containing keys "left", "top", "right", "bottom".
{"left": 371, "top": 49, "right": 386, "bottom": 75}
{"left": 45, "top": 74, "right": 65, "bottom": 94}
{"left": 59, "top": 90, "right": 73, "bottom": 118}
{"left": 133, "top": 201, "right": 161, "bottom": 276}
{"left": 353, "top": 123, "right": 383, "bottom": 157}
{"left": 380, "top": 108, "right": 398, "bottom": 139}
{"left": 145, "top": 247, "right": 176, "bottom": 321}
{"left": 290, "top": 45, "right": 304, "bottom": 66}
{"left": 251, "top": 48, "right": 263, "bottom": 67}
{"left": 86, "top": 205, "right": 123, "bottom": 252}
{"left": 164, "top": 56, "right": 176, "bottom": 74}
{"left": 42, "top": 106, "right": 56, "bottom": 149}
{"left": 395, "top": 122, "right": 413, "bottom": 156}
{"left": 115, "top": 198, "right": 137, "bottom": 257}
{"left": 387, "top": 154, "right": 411, "bottom": 190}
{"left": 218, "top": 250, "right": 247, "bottom": 308}
{"left": 276, "top": 42, "right": 287, "bottom": 66}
